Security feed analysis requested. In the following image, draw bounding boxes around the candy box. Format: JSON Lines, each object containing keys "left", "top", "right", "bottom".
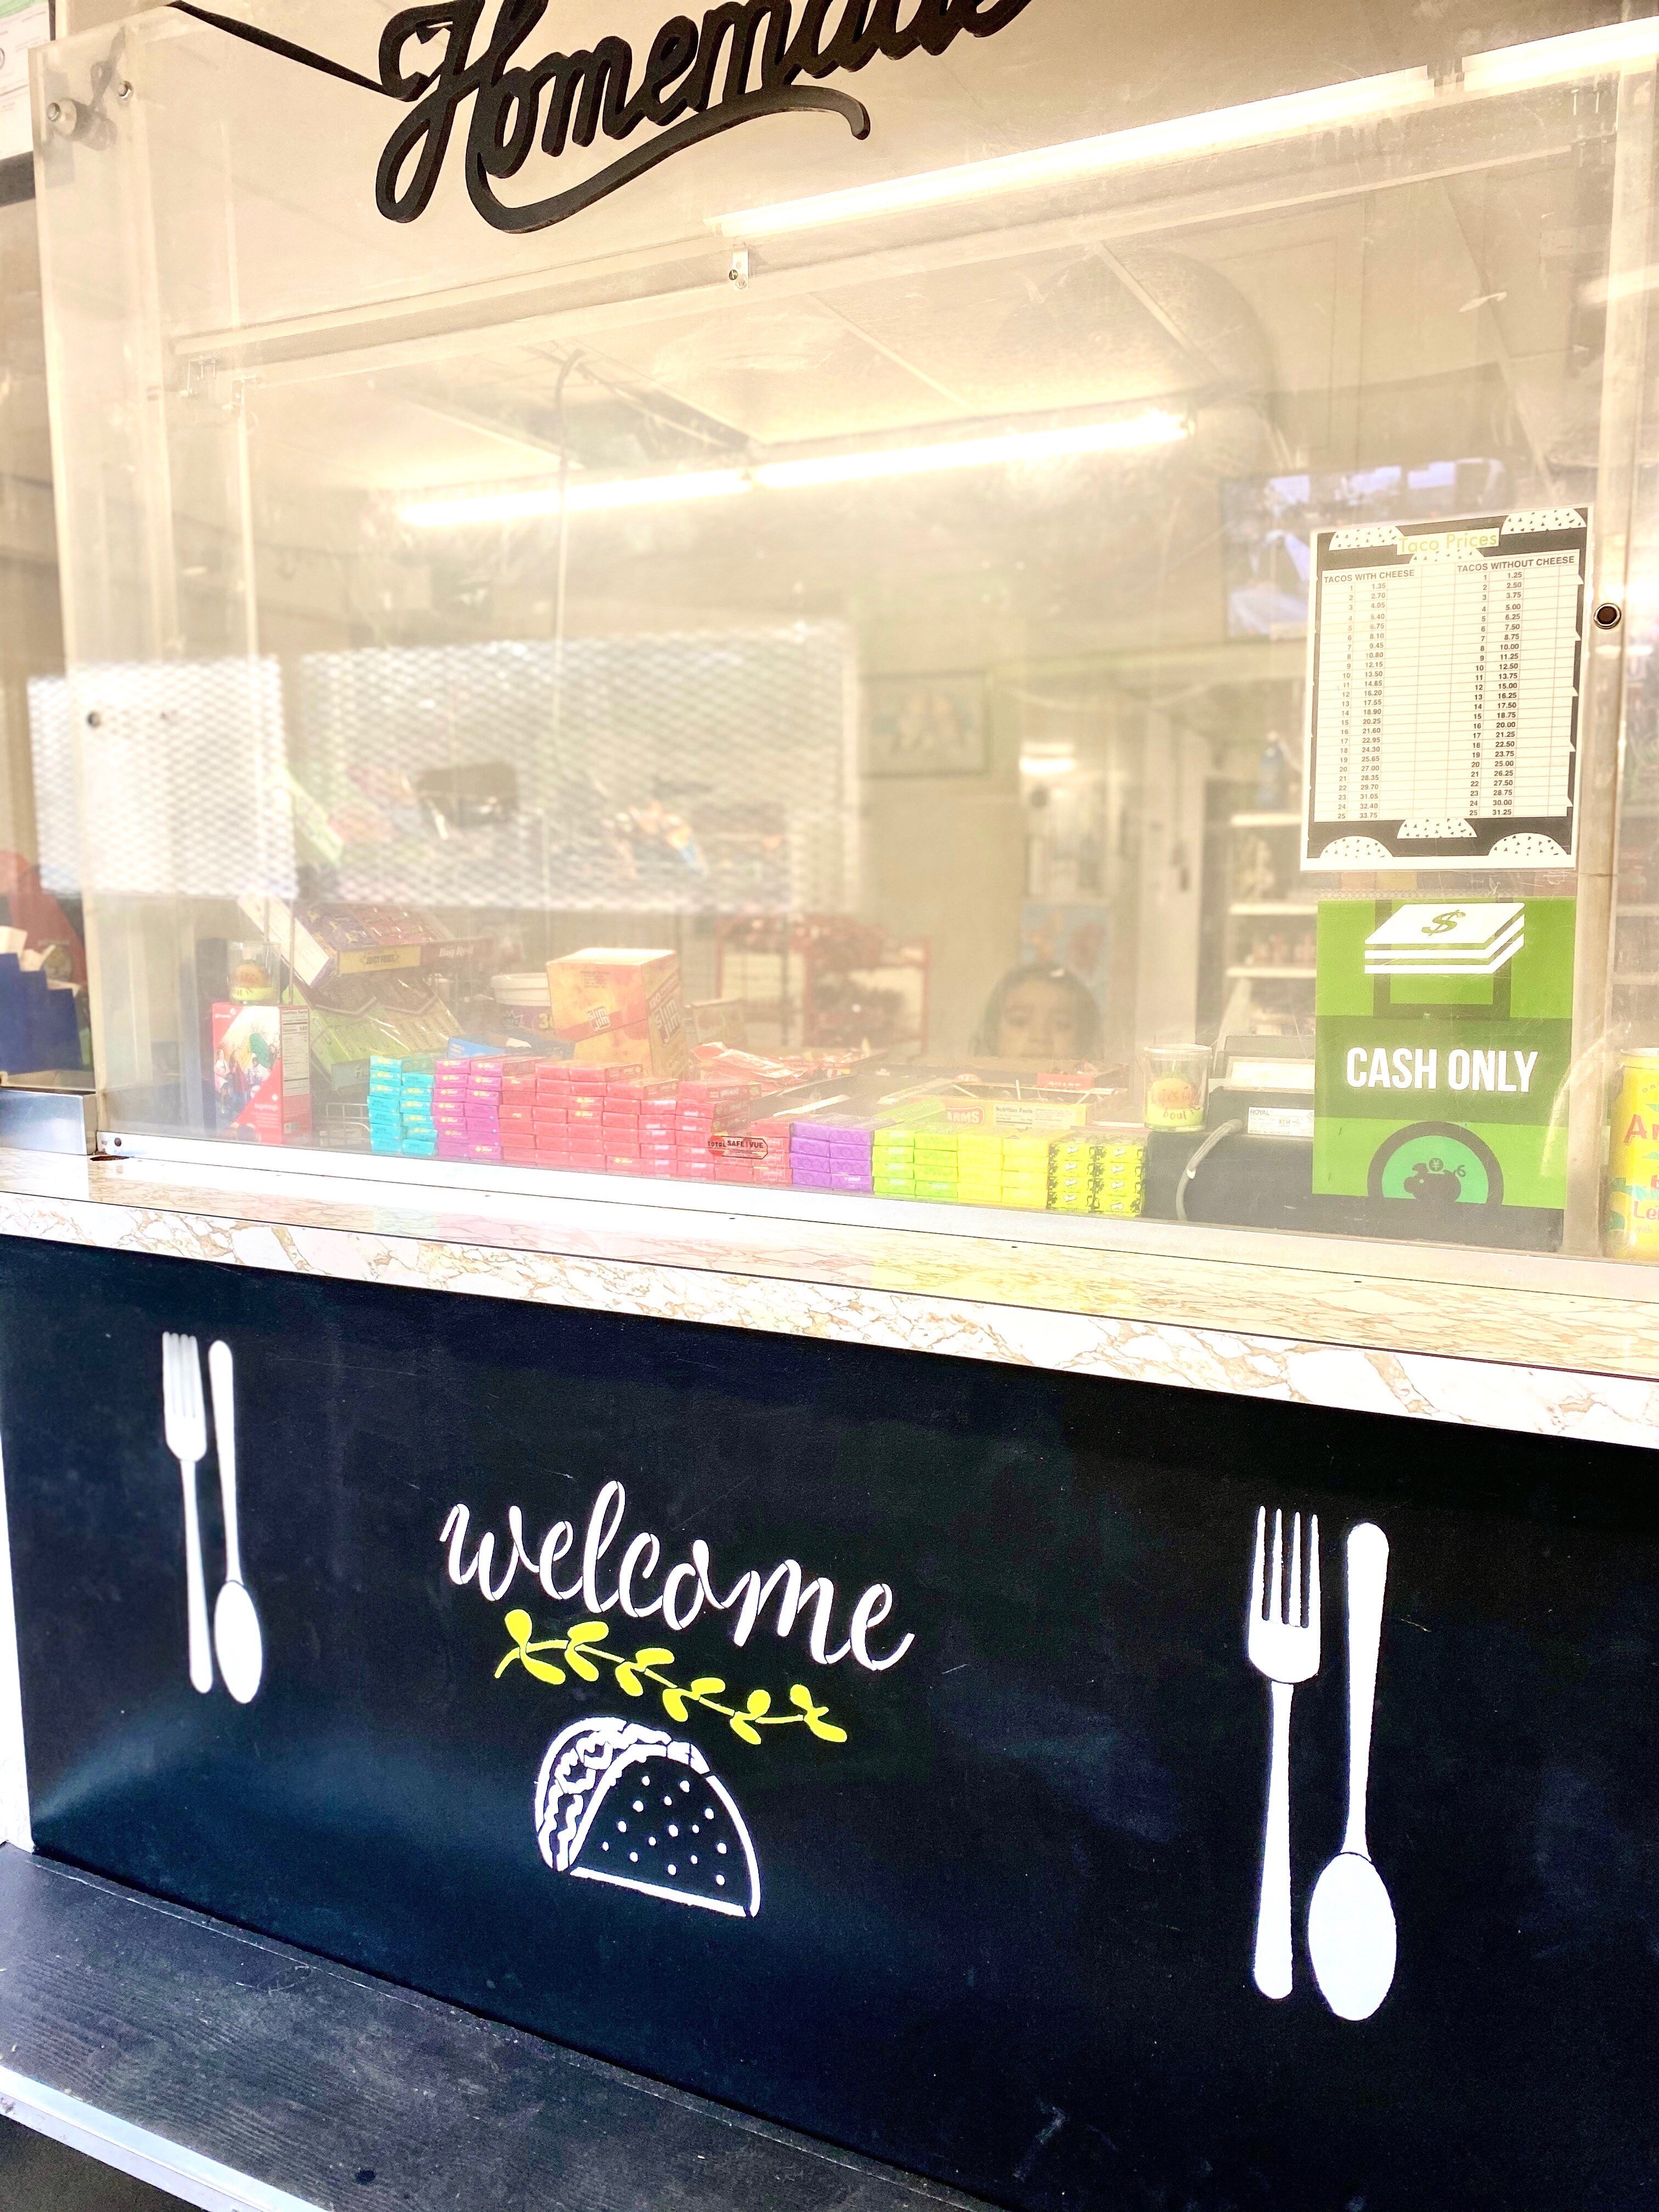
{"left": 545, "top": 948, "right": 689, "bottom": 1077}
{"left": 238, "top": 898, "right": 487, "bottom": 992}
{"left": 211, "top": 1003, "right": 311, "bottom": 1146}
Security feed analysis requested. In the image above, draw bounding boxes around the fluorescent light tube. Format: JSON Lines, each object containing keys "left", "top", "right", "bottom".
{"left": 1460, "top": 14, "right": 1659, "bottom": 94}
{"left": 753, "top": 411, "right": 1188, "bottom": 490}
{"left": 402, "top": 469, "right": 749, "bottom": 526}
{"left": 1582, "top": 261, "right": 1659, "bottom": 307}
{"left": 708, "top": 67, "right": 1438, "bottom": 241}
{"left": 709, "top": 15, "right": 1659, "bottom": 244}
{"left": 402, "top": 413, "right": 1188, "bottom": 527}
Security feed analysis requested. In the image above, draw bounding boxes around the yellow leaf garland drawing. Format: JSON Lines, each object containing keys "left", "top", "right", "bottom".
{"left": 496, "top": 1610, "right": 849, "bottom": 1747}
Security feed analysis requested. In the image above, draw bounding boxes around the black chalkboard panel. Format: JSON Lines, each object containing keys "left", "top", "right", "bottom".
{"left": 2, "top": 1235, "right": 1658, "bottom": 2212}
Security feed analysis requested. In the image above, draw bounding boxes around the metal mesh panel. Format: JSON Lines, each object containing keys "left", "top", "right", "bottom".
{"left": 65, "top": 659, "right": 296, "bottom": 901}
{"left": 25, "top": 675, "right": 77, "bottom": 897}
{"left": 291, "top": 625, "right": 855, "bottom": 915}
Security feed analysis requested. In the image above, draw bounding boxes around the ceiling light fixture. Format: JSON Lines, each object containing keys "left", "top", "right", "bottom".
{"left": 708, "top": 67, "right": 1439, "bottom": 241}
{"left": 753, "top": 410, "right": 1188, "bottom": 490}
{"left": 400, "top": 411, "right": 1189, "bottom": 527}
{"left": 708, "top": 16, "right": 1659, "bottom": 244}
{"left": 401, "top": 469, "right": 749, "bottom": 527}
{"left": 1458, "top": 14, "right": 1659, "bottom": 95}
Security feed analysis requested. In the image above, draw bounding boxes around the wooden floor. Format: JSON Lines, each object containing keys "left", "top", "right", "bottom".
{"left": 0, "top": 1848, "right": 979, "bottom": 2212}
{"left": 0, "top": 2119, "right": 183, "bottom": 2210}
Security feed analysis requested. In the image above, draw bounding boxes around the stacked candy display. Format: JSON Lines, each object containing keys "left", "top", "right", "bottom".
{"left": 600, "top": 1077, "right": 679, "bottom": 1177}
{"left": 528, "top": 1064, "right": 583, "bottom": 1170}
{"left": 679, "top": 1079, "right": 768, "bottom": 1184}
{"left": 426, "top": 1054, "right": 506, "bottom": 1163}
{"left": 911, "top": 1127, "right": 961, "bottom": 1203}
{"left": 367, "top": 1056, "right": 404, "bottom": 1155}
{"left": 788, "top": 1119, "right": 874, "bottom": 1194}
{"left": 366, "top": 1055, "right": 436, "bottom": 1157}
{"left": 499, "top": 1059, "right": 538, "bottom": 1165}
{"left": 401, "top": 1063, "right": 437, "bottom": 1158}
{"left": 1092, "top": 1131, "right": 1147, "bottom": 1217}
{"left": 872, "top": 1124, "right": 920, "bottom": 1200}
{"left": 464, "top": 1058, "right": 504, "bottom": 1163}
{"left": 1048, "top": 1133, "right": 1098, "bottom": 1215}
{"left": 674, "top": 1080, "right": 720, "bottom": 1183}
{"left": 870, "top": 1123, "right": 963, "bottom": 1203}
{"left": 432, "top": 1058, "right": 469, "bottom": 1161}
{"left": 740, "top": 1115, "right": 797, "bottom": 1189}
{"left": 1000, "top": 1133, "right": 1054, "bottom": 1210}
{"left": 1048, "top": 1131, "right": 1147, "bottom": 1217}
{"left": 955, "top": 1130, "right": 1052, "bottom": 1211}
{"left": 565, "top": 1072, "right": 609, "bottom": 1172}
{"left": 634, "top": 1080, "right": 681, "bottom": 1177}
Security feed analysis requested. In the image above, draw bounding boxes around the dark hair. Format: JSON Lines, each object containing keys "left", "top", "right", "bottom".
{"left": 971, "top": 964, "right": 1102, "bottom": 1059}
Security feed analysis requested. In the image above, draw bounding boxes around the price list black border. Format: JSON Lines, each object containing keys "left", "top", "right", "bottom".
{"left": 1301, "top": 509, "right": 1589, "bottom": 871}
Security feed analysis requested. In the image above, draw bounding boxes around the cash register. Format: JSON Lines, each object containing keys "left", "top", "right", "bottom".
{"left": 1143, "top": 1037, "right": 1322, "bottom": 1230}
{"left": 1143, "top": 1036, "right": 1560, "bottom": 1246}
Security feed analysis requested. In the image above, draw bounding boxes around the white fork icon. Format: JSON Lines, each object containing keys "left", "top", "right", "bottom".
{"left": 1246, "top": 1508, "right": 1321, "bottom": 2000}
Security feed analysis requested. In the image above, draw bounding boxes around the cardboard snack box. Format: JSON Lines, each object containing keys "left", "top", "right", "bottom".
{"left": 545, "top": 948, "right": 690, "bottom": 1079}
{"left": 240, "top": 897, "right": 488, "bottom": 993}
{"left": 211, "top": 1003, "right": 311, "bottom": 1146}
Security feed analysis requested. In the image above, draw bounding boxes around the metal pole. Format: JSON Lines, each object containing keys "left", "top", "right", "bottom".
{"left": 1563, "top": 59, "right": 1657, "bottom": 1254}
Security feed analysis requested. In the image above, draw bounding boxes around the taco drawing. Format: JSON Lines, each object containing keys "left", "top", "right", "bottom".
{"left": 534, "top": 1717, "right": 761, "bottom": 1919}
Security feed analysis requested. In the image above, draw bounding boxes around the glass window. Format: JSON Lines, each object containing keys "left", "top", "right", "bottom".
{"left": 0, "top": 173, "right": 78, "bottom": 1071}
{"left": 27, "top": 0, "right": 1659, "bottom": 1258}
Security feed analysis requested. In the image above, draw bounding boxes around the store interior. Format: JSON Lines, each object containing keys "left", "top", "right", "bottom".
{"left": 5, "top": 0, "right": 1659, "bottom": 1247}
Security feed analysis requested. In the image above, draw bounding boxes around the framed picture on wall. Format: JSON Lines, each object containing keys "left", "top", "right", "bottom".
{"left": 865, "top": 672, "right": 990, "bottom": 777}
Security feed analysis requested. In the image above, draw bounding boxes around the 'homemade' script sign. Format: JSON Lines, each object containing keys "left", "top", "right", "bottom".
{"left": 377, "top": 0, "right": 1034, "bottom": 230}
{"left": 175, "top": 0, "right": 1034, "bottom": 236}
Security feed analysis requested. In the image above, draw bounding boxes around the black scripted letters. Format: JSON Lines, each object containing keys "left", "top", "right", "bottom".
{"left": 374, "top": 0, "right": 1037, "bottom": 234}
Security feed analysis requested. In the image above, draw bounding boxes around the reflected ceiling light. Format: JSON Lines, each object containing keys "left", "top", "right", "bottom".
{"left": 401, "top": 411, "right": 1188, "bottom": 527}
{"left": 401, "top": 469, "right": 749, "bottom": 527}
{"left": 708, "top": 16, "right": 1659, "bottom": 244}
{"left": 1581, "top": 259, "right": 1659, "bottom": 308}
{"left": 753, "top": 410, "right": 1188, "bottom": 489}
{"left": 1020, "top": 753, "right": 1077, "bottom": 780}
{"left": 708, "top": 67, "right": 1438, "bottom": 240}
{"left": 1459, "top": 14, "right": 1659, "bottom": 94}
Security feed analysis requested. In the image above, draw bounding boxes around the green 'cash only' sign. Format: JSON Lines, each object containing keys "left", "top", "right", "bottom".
{"left": 1314, "top": 898, "right": 1575, "bottom": 1216}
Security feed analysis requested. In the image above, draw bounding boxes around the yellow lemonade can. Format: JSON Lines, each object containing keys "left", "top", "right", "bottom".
{"left": 1606, "top": 1053, "right": 1659, "bottom": 1256}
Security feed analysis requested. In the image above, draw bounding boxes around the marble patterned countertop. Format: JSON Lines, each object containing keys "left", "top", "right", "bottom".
{"left": 2, "top": 1146, "right": 1659, "bottom": 1449}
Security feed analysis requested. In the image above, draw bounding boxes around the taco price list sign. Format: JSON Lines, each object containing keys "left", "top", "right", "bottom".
{"left": 1303, "top": 510, "right": 1588, "bottom": 872}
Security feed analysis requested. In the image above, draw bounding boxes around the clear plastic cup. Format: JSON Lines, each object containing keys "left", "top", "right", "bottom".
{"left": 1143, "top": 1045, "right": 1210, "bottom": 1132}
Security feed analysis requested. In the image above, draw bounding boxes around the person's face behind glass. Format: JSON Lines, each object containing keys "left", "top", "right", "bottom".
{"left": 995, "top": 978, "right": 1088, "bottom": 1062}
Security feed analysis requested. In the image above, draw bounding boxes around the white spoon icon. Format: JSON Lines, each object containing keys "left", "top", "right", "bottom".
{"left": 1308, "top": 1523, "right": 1395, "bottom": 2021}
{"left": 208, "top": 1340, "right": 264, "bottom": 1706}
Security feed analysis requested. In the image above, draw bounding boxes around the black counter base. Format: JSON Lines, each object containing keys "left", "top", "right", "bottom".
{"left": 0, "top": 1848, "right": 980, "bottom": 2212}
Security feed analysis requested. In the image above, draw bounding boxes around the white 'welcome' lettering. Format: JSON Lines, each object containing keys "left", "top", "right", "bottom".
{"left": 439, "top": 1483, "right": 916, "bottom": 1674}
